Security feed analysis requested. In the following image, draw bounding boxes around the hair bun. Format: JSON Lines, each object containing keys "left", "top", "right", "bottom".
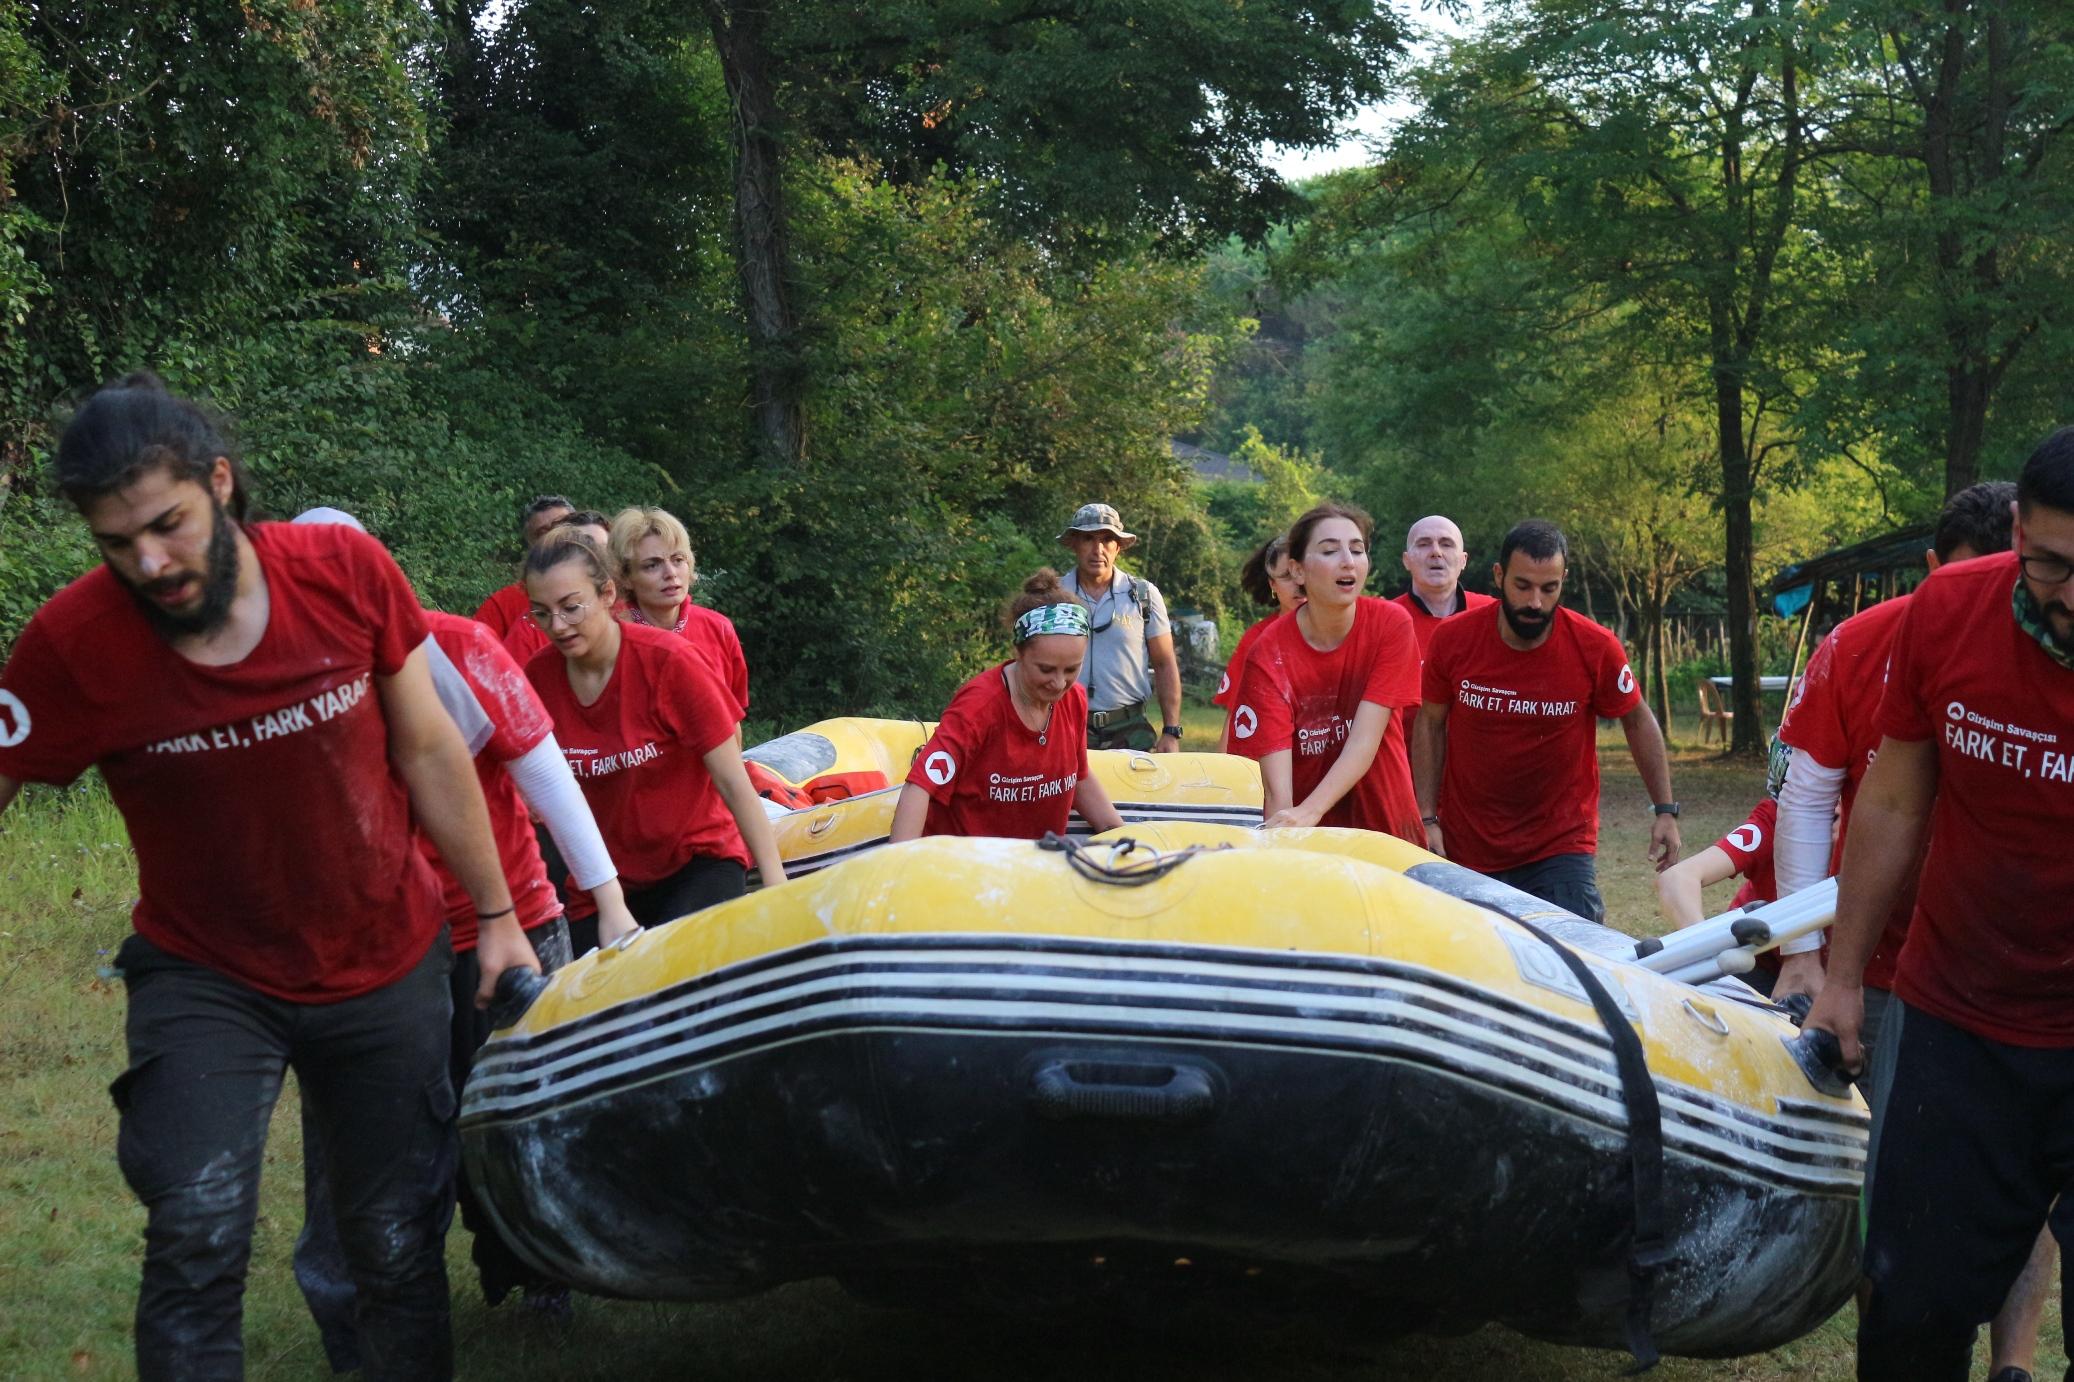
{"left": 1023, "top": 567, "right": 1064, "bottom": 597}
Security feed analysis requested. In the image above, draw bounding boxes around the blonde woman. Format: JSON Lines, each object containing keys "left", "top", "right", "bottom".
{"left": 608, "top": 506, "right": 750, "bottom": 715}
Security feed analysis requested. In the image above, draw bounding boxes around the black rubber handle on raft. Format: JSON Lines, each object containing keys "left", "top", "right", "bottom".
{"left": 1028, "top": 1060, "right": 1217, "bottom": 1125}
{"left": 1781, "top": 1026, "right": 1857, "bottom": 1098}
{"left": 1729, "top": 916, "right": 1772, "bottom": 948}
{"left": 487, "top": 966, "right": 550, "bottom": 1031}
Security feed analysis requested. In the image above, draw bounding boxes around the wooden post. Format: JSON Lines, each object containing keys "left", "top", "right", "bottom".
{"left": 1786, "top": 584, "right": 1824, "bottom": 702}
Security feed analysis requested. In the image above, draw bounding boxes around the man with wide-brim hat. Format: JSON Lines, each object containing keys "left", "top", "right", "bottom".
{"left": 1056, "top": 502, "right": 1183, "bottom": 753}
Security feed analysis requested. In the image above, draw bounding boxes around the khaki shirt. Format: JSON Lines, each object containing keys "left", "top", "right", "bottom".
{"left": 1061, "top": 568, "right": 1170, "bottom": 714}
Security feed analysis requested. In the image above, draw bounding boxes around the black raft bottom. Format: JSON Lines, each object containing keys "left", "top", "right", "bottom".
{"left": 464, "top": 1026, "right": 1858, "bottom": 1358}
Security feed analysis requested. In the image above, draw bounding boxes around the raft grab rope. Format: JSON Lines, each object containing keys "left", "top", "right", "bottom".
{"left": 1037, "top": 832, "right": 1227, "bottom": 887}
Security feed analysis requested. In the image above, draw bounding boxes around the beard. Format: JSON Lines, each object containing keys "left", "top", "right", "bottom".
{"left": 120, "top": 500, "right": 241, "bottom": 639}
{"left": 1500, "top": 597, "right": 1553, "bottom": 641}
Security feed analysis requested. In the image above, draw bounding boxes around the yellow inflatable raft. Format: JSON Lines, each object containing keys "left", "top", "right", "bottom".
{"left": 464, "top": 821, "right": 1865, "bottom": 1361}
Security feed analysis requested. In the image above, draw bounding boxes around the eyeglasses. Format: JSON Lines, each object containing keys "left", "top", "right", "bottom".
{"left": 529, "top": 599, "right": 594, "bottom": 629}
{"left": 2019, "top": 553, "right": 2074, "bottom": 587}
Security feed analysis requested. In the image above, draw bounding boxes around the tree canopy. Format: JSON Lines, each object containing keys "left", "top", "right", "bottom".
{"left": 1, "top": 0, "right": 2068, "bottom": 740}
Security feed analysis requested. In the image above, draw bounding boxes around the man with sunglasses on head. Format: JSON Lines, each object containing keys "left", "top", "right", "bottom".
{"left": 1805, "top": 427, "right": 2074, "bottom": 1382}
{"left": 1057, "top": 503, "right": 1183, "bottom": 752}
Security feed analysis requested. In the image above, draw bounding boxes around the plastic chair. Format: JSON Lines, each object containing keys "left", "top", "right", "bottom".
{"left": 1696, "top": 680, "right": 1734, "bottom": 745}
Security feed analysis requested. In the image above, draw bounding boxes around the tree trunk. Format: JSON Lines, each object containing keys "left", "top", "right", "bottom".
{"left": 1651, "top": 577, "right": 1674, "bottom": 736}
{"left": 706, "top": 1, "right": 805, "bottom": 465}
{"left": 1712, "top": 300, "right": 1763, "bottom": 754}
{"left": 1707, "top": 0, "right": 1794, "bottom": 756}
{"left": 1926, "top": 0, "right": 2020, "bottom": 499}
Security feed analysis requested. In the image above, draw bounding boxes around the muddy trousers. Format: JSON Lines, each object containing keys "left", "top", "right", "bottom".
{"left": 111, "top": 931, "right": 456, "bottom": 1382}
{"left": 1858, "top": 1001, "right": 2074, "bottom": 1380}
{"left": 297, "top": 920, "right": 574, "bottom": 1370}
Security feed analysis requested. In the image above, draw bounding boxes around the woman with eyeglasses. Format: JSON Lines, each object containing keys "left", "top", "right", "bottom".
{"left": 1215, "top": 534, "right": 1304, "bottom": 751}
{"left": 608, "top": 506, "right": 751, "bottom": 720}
{"left": 522, "top": 529, "right": 784, "bottom": 937}
{"left": 1228, "top": 502, "right": 1426, "bottom": 842}
{"left": 502, "top": 510, "right": 614, "bottom": 668}
{"left": 890, "top": 569, "right": 1126, "bottom": 843}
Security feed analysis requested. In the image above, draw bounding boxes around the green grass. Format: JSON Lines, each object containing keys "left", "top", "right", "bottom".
{"left": 2, "top": 750, "right": 2061, "bottom": 1380}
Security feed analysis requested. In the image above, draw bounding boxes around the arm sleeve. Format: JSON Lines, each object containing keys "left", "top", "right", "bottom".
{"left": 424, "top": 636, "right": 497, "bottom": 758}
{"left": 1591, "top": 627, "right": 1644, "bottom": 718}
{"left": 455, "top": 621, "right": 556, "bottom": 761}
{"left": 906, "top": 687, "right": 979, "bottom": 804}
{"left": 721, "top": 618, "right": 750, "bottom": 711}
{"left": 349, "top": 531, "right": 432, "bottom": 675}
{"left": 656, "top": 645, "right": 740, "bottom": 758}
{"left": 1876, "top": 592, "right": 1935, "bottom": 741}
{"left": 1713, "top": 799, "right": 1774, "bottom": 875}
{"left": 1230, "top": 639, "right": 1292, "bottom": 761}
{"left": 1776, "top": 630, "right": 1850, "bottom": 765}
{"left": 1361, "top": 604, "right": 1421, "bottom": 711}
{"left": 0, "top": 617, "right": 96, "bottom": 785}
{"left": 1774, "top": 754, "right": 1848, "bottom": 951}
{"left": 508, "top": 735, "right": 617, "bottom": 891}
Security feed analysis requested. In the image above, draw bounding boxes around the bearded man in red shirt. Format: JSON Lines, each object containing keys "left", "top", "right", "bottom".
{"left": 0, "top": 375, "right": 535, "bottom": 1380}
{"left": 1411, "top": 519, "right": 1681, "bottom": 922}
{"left": 1807, "top": 429, "right": 2074, "bottom": 1382}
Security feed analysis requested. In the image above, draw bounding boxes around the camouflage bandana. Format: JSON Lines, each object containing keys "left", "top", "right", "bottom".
{"left": 1014, "top": 600, "right": 1091, "bottom": 643}
{"left": 2013, "top": 575, "right": 2074, "bottom": 671}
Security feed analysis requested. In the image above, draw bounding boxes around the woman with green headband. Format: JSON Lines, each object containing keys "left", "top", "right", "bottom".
{"left": 891, "top": 569, "right": 1126, "bottom": 842}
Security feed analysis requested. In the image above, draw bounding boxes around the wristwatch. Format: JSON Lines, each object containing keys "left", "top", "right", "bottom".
{"left": 1651, "top": 802, "right": 1681, "bottom": 818}
{"left": 1162, "top": 724, "right": 1184, "bottom": 740}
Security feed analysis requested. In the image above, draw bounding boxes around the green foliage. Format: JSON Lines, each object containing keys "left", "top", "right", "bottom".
{"left": 424, "top": 2, "right": 743, "bottom": 477}
{"left": 12, "top": 1, "right": 430, "bottom": 389}
{"left": 707, "top": 159, "right": 1243, "bottom": 720}
{"left": 773, "top": 0, "right": 1403, "bottom": 250}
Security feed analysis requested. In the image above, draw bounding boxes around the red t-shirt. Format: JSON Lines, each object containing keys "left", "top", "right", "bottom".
{"left": 422, "top": 612, "right": 560, "bottom": 949}
{"left": 502, "top": 608, "right": 551, "bottom": 668}
{"left": 475, "top": 582, "right": 530, "bottom": 640}
{"left": 907, "top": 665, "right": 1090, "bottom": 839}
{"left": 0, "top": 524, "right": 443, "bottom": 1002}
{"left": 526, "top": 622, "right": 748, "bottom": 915}
{"left": 1214, "top": 615, "right": 1282, "bottom": 750}
{"left": 1877, "top": 553, "right": 2074, "bottom": 1047}
{"left": 632, "top": 602, "right": 752, "bottom": 715}
{"left": 1776, "top": 594, "right": 1915, "bottom": 986}
{"left": 1392, "top": 588, "right": 1499, "bottom": 659}
{"left": 1422, "top": 603, "right": 1642, "bottom": 872}
{"left": 1230, "top": 599, "right": 1424, "bottom": 842}
{"left": 1393, "top": 588, "right": 1497, "bottom": 743}
{"left": 1713, "top": 796, "right": 1779, "bottom": 911}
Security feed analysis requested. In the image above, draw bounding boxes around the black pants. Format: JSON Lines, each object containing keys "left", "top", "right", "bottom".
{"left": 295, "top": 920, "right": 573, "bottom": 1370}
{"left": 111, "top": 930, "right": 456, "bottom": 1382}
{"left": 567, "top": 855, "right": 747, "bottom": 954}
{"left": 1487, "top": 852, "right": 1606, "bottom": 924}
{"left": 1859, "top": 1000, "right": 2074, "bottom": 1380}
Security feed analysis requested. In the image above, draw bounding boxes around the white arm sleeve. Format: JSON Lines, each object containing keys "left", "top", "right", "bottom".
{"left": 508, "top": 735, "right": 618, "bottom": 893}
{"left": 1774, "top": 753, "right": 1849, "bottom": 954}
